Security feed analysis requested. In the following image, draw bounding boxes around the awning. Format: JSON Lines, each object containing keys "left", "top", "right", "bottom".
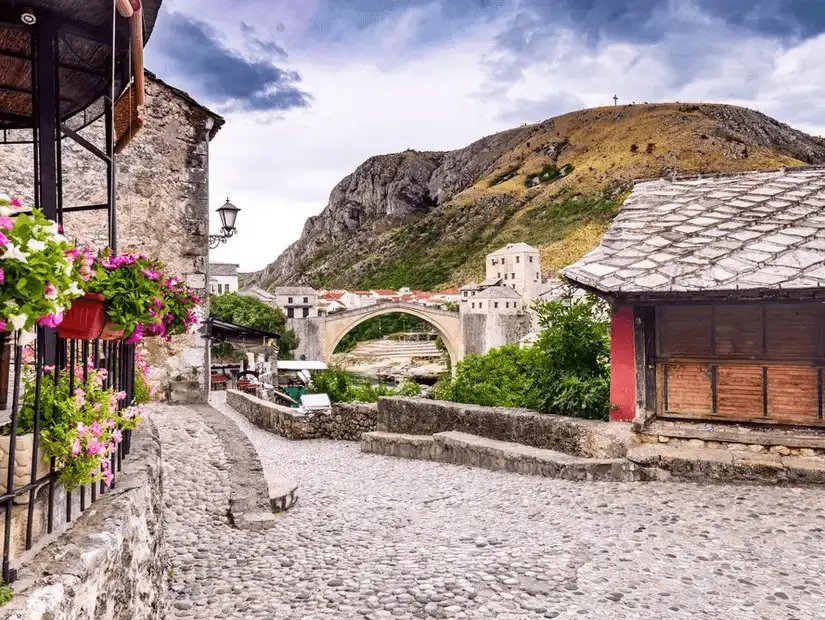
{"left": 277, "top": 360, "right": 328, "bottom": 371}
{"left": 207, "top": 318, "right": 280, "bottom": 342}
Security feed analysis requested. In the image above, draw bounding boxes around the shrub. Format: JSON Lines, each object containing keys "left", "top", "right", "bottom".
{"left": 487, "top": 165, "right": 521, "bottom": 187}
{"left": 308, "top": 368, "right": 421, "bottom": 403}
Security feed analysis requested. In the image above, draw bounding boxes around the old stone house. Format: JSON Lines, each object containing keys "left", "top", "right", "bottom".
{"left": 210, "top": 262, "right": 240, "bottom": 295}
{"left": 0, "top": 71, "right": 224, "bottom": 396}
{"left": 487, "top": 242, "right": 542, "bottom": 300}
{"left": 564, "top": 167, "right": 825, "bottom": 429}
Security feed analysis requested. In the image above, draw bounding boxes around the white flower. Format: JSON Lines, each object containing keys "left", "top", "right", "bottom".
{"left": 0, "top": 207, "right": 12, "bottom": 217}
{"left": 17, "top": 329, "right": 35, "bottom": 347}
{"left": 2, "top": 243, "right": 27, "bottom": 263}
{"left": 3, "top": 301, "right": 16, "bottom": 308}
{"left": 53, "top": 234, "right": 68, "bottom": 243}
{"left": 68, "top": 282, "right": 83, "bottom": 296}
{"left": 0, "top": 194, "right": 10, "bottom": 205}
{"left": 43, "top": 222, "right": 60, "bottom": 237}
{"left": 63, "top": 262, "right": 73, "bottom": 276}
{"left": 26, "top": 239, "right": 46, "bottom": 252}
{"left": 9, "top": 314, "right": 27, "bottom": 331}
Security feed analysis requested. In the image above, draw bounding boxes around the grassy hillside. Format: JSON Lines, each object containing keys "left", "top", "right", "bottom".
{"left": 256, "top": 103, "right": 823, "bottom": 291}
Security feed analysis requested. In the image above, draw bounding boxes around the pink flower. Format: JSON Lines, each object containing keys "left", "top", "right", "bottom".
{"left": 125, "top": 323, "right": 144, "bottom": 344}
{"left": 0, "top": 320, "right": 6, "bottom": 332}
{"left": 43, "top": 365, "right": 55, "bottom": 372}
{"left": 71, "top": 438, "right": 81, "bottom": 456}
{"left": 90, "top": 421, "right": 102, "bottom": 437}
{"left": 0, "top": 216, "right": 12, "bottom": 230}
{"left": 106, "top": 418, "right": 116, "bottom": 428}
{"left": 76, "top": 422, "right": 87, "bottom": 436}
{"left": 141, "top": 268, "right": 161, "bottom": 280}
{"left": 0, "top": 267, "right": 4, "bottom": 284}
{"left": 10, "top": 198, "right": 21, "bottom": 208}
{"left": 44, "top": 282, "right": 57, "bottom": 299}
{"left": 112, "top": 429, "right": 123, "bottom": 444}
{"left": 115, "top": 391, "right": 127, "bottom": 401}
{"left": 103, "top": 469, "right": 114, "bottom": 487}
{"left": 74, "top": 389, "right": 86, "bottom": 408}
{"left": 0, "top": 232, "right": 8, "bottom": 247}
{"left": 87, "top": 440, "right": 104, "bottom": 456}
{"left": 153, "top": 298, "right": 163, "bottom": 309}
{"left": 38, "top": 312, "right": 64, "bottom": 328}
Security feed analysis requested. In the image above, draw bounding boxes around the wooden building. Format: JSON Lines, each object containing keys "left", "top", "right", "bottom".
{"left": 564, "top": 168, "right": 825, "bottom": 429}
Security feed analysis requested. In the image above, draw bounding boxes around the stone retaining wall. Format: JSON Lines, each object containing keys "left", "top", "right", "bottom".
{"left": 376, "top": 397, "right": 632, "bottom": 459}
{"left": 0, "top": 420, "right": 166, "bottom": 620}
{"left": 226, "top": 390, "right": 377, "bottom": 440}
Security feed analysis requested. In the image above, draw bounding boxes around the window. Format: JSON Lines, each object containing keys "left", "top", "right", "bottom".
{"left": 471, "top": 302, "right": 475, "bottom": 309}
{"left": 287, "top": 307, "right": 294, "bottom": 318}
{"left": 288, "top": 297, "right": 293, "bottom": 303}
{"left": 511, "top": 273, "right": 515, "bottom": 279}
{"left": 303, "top": 297, "right": 308, "bottom": 303}
{"left": 529, "top": 256, "right": 533, "bottom": 263}
{"left": 504, "top": 274, "right": 508, "bottom": 280}
{"left": 494, "top": 302, "right": 499, "bottom": 309}
{"left": 502, "top": 257, "right": 506, "bottom": 264}
{"left": 479, "top": 302, "right": 483, "bottom": 309}
{"left": 536, "top": 272, "right": 540, "bottom": 279}
{"left": 505, "top": 302, "right": 509, "bottom": 309}
{"left": 497, "top": 272, "right": 501, "bottom": 279}
{"left": 516, "top": 256, "right": 520, "bottom": 264}
{"left": 302, "top": 307, "right": 309, "bottom": 318}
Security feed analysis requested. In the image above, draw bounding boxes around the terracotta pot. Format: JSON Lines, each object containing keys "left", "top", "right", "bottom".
{"left": 58, "top": 293, "right": 108, "bottom": 340}
{"left": 0, "top": 434, "right": 51, "bottom": 504}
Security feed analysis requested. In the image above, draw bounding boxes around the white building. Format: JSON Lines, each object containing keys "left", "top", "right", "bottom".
{"left": 486, "top": 243, "right": 541, "bottom": 300}
{"left": 239, "top": 285, "right": 277, "bottom": 306}
{"left": 209, "top": 263, "right": 239, "bottom": 295}
{"left": 464, "top": 286, "right": 524, "bottom": 314}
{"left": 274, "top": 286, "right": 319, "bottom": 319}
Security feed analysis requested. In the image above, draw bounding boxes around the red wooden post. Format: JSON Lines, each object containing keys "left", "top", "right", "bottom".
{"left": 610, "top": 305, "right": 636, "bottom": 422}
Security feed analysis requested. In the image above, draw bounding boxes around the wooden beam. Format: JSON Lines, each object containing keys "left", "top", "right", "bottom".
{"left": 130, "top": 9, "right": 145, "bottom": 106}
{"left": 116, "top": 0, "right": 134, "bottom": 17}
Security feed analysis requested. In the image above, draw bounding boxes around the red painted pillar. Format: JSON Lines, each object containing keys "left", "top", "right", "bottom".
{"left": 610, "top": 305, "right": 636, "bottom": 422}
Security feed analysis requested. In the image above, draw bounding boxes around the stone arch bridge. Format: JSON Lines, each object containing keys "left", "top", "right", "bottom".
{"left": 321, "top": 302, "right": 463, "bottom": 365}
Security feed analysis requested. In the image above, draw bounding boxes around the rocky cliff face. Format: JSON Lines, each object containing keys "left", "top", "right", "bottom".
{"left": 248, "top": 103, "right": 825, "bottom": 290}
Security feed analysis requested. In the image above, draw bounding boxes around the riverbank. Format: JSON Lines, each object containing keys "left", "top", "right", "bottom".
{"left": 333, "top": 352, "right": 446, "bottom": 384}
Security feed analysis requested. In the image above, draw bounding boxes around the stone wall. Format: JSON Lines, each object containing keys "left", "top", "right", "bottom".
{"left": 226, "top": 390, "right": 376, "bottom": 440}
{"left": 287, "top": 317, "right": 325, "bottom": 362}
{"left": 0, "top": 75, "right": 222, "bottom": 395}
{"left": 460, "top": 312, "right": 533, "bottom": 356}
{"left": 0, "top": 421, "right": 166, "bottom": 620}
{"left": 377, "top": 397, "right": 632, "bottom": 459}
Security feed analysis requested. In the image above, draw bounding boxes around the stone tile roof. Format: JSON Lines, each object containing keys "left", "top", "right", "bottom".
{"left": 475, "top": 286, "right": 522, "bottom": 300}
{"left": 210, "top": 262, "right": 239, "bottom": 277}
{"left": 489, "top": 242, "right": 539, "bottom": 256}
{"left": 563, "top": 168, "right": 825, "bottom": 297}
{"left": 274, "top": 287, "right": 317, "bottom": 297}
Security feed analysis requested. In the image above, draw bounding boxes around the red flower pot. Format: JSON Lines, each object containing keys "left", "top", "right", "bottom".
{"left": 59, "top": 294, "right": 125, "bottom": 341}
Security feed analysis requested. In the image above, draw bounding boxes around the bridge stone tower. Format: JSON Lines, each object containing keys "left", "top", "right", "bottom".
{"left": 460, "top": 286, "right": 533, "bottom": 355}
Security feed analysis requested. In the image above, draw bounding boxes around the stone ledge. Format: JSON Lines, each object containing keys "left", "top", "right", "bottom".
{"left": 376, "top": 397, "right": 631, "bottom": 458}
{"left": 627, "top": 444, "right": 825, "bottom": 485}
{"left": 361, "top": 431, "right": 645, "bottom": 482}
{"left": 0, "top": 420, "right": 166, "bottom": 620}
{"left": 642, "top": 419, "right": 825, "bottom": 453}
{"left": 195, "top": 404, "right": 294, "bottom": 528}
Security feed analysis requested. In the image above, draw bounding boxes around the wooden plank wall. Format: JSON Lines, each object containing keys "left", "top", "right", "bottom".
{"left": 655, "top": 303, "right": 825, "bottom": 427}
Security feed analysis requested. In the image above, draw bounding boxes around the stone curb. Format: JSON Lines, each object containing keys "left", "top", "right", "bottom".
{"left": 361, "top": 431, "right": 647, "bottom": 482}
{"left": 195, "top": 405, "right": 297, "bottom": 530}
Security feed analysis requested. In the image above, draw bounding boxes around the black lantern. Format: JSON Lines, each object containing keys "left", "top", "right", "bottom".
{"left": 210, "top": 198, "right": 241, "bottom": 248}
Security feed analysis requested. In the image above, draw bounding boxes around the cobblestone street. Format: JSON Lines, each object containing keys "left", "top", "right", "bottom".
{"left": 155, "top": 400, "right": 825, "bottom": 620}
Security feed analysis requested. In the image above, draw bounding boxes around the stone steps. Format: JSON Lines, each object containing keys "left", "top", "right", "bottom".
{"left": 361, "top": 431, "right": 646, "bottom": 482}
{"left": 627, "top": 443, "right": 825, "bottom": 485}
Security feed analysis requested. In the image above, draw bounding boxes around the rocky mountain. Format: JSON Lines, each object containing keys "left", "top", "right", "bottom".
{"left": 247, "top": 103, "right": 825, "bottom": 291}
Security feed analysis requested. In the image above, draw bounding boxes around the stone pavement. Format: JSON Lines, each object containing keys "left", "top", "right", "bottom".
{"left": 154, "top": 397, "right": 825, "bottom": 620}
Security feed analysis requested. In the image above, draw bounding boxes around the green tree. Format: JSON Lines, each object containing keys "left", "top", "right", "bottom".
{"left": 525, "top": 294, "right": 610, "bottom": 420}
{"left": 431, "top": 344, "right": 534, "bottom": 408}
{"left": 210, "top": 293, "right": 298, "bottom": 358}
{"left": 307, "top": 367, "right": 421, "bottom": 403}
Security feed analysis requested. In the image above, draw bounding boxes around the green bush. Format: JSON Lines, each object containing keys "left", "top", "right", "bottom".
{"left": 210, "top": 293, "right": 298, "bottom": 358}
{"left": 308, "top": 368, "right": 421, "bottom": 403}
{"left": 432, "top": 294, "right": 611, "bottom": 420}
{"left": 0, "top": 580, "right": 12, "bottom": 606}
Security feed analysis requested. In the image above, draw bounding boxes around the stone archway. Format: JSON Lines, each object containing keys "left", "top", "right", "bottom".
{"left": 322, "top": 302, "right": 463, "bottom": 368}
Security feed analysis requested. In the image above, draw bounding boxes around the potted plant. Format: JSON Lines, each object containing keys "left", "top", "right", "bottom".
{"left": 0, "top": 359, "right": 143, "bottom": 497}
{"left": 0, "top": 196, "right": 85, "bottom": 347}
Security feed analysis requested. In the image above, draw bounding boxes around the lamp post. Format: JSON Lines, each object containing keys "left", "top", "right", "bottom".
{"left": 209, "top": 198, "right": 241, "bottom": 249}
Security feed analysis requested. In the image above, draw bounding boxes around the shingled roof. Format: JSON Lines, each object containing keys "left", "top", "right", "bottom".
{"left": 563, "top": 168, "right": 825, "bottom": 300}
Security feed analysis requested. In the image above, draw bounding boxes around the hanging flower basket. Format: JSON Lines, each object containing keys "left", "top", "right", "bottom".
{"left": 58, "top": 293, "right": 125, "bottom": 341}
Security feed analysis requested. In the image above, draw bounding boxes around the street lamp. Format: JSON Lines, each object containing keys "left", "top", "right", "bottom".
{"left": 209, "top": 198, "right": 241, "bottom": 249}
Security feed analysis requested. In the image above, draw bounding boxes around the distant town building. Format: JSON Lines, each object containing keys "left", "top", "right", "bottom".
{"left": 209, "top": 263, "right": 239, "bottom": 295}
{"left": 464, "top": 286, "right": 523, "bottom": 314}
{"left": 486, "top": 242, "right": 541, "bottom": 300}
{"left": 274, "top": 286, "right": 319, "bottom": 318}
{"left": 238, "top": 285, "right": 277, "bottom": 306}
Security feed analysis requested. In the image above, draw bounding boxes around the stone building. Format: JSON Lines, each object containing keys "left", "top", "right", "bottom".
{"left": 0, "top": 71, "right": 223, "bottom": 396}
{"left": 210, "top": 262, "right": 239, "bottom": 295}
{"left": 460, "top": 286, "right": 532, "bottom": 354}
{"left": 274, "top": 287, "right": 319, "bottom": 319}
{"left": 564, "top": 168, "right": 825, "bottom": 428}
{"left": 487, "top": 243, "right": 542, "bottom": 300}
{"left": 464, "top": 286, "right": 523, "bottom": 314}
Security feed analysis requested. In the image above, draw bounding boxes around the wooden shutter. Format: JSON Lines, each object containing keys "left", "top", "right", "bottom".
{"left": 658, "top": 306, "right": 712, "bottom": 358}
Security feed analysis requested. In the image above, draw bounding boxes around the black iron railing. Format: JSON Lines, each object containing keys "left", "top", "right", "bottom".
{"left": 0, "top": 329, "right": 136, "bottom": 584}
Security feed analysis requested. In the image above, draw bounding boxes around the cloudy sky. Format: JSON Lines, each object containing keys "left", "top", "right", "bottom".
{"left": 145, "top": 0, "right": 825, "bottom": 272}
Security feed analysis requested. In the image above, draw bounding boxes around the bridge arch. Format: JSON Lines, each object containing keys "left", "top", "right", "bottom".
{"left": 322, "top": 302, "right": 463, "bottom": 369}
